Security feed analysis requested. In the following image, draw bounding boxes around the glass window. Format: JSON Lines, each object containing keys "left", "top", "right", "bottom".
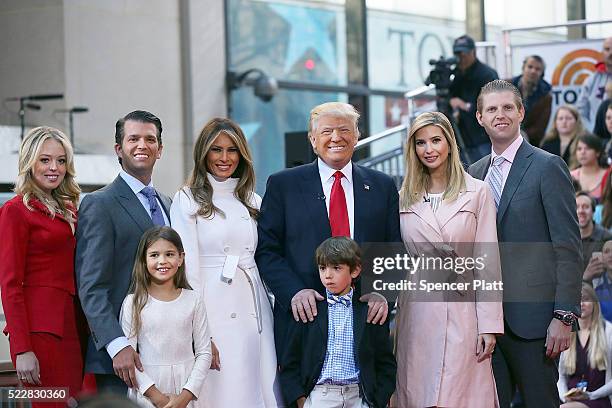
{"left": 227, "top": 0, "right": 348, "bottom": 86}
{"left": 230, "top": 88, "right": 347, "bottom": 193}
{"left": 366, "top": 2, "right": 466, "bottom": 93}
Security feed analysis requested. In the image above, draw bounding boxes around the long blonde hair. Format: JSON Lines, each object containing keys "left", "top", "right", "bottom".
{"left": 541, "top": 105, "right": 585, "bottom": 169}
{"left": 561, "top": 284, "right": 608, "bottom": 374}
{"left": 14, "top": 126, "right": 80, "bottom": 223}
{"left": 399, "top": 112, "right": 465, "bottom": 210}
{"left": 127, "top": 226, "right": 192, "bottom": 337}
{"left": 187, "top": 118, "right": 258, "bottom": 219}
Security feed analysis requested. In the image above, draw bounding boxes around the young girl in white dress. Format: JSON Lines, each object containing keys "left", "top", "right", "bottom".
{"left": 120, "top": 226, "right": 212, "bottom": 408}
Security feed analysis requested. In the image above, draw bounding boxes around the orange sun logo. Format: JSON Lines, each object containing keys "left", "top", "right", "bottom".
{"left": 551, "top": 49, "right": 603, "bottom": 86}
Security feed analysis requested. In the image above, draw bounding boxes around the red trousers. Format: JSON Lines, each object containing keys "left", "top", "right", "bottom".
{"left": 10, "top": 297, "right": 84, "bottom": 408}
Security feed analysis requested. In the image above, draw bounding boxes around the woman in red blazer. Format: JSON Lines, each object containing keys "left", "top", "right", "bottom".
{"left": 0, "top": 126, "right": 83, "bottom": 407}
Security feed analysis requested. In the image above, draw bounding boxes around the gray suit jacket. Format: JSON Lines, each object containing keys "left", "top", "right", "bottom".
{"left": 75, "top": 175, "right": 171, "bottom": 374}
{"left": 468, "top": 141, "right": 582, "bottom": 339}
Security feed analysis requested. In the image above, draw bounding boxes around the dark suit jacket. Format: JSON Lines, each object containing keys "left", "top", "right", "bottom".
{"left": 468, "top": 141, "right": 582, "bottom": 339}
{"left": 279, "top": 300, "right": 396, "bottom": 408}
{"left": 255, "top": 160, "right": 401, "bottom": 358}
{"left": 75, "top": 175, "right": 171, "bottom": 374}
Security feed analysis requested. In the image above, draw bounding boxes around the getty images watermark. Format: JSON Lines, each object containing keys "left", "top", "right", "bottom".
{"left": 360, "top": 243, "right": 504, "bottom": 302}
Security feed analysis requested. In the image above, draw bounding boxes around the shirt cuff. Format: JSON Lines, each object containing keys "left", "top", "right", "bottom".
{"left": 106, "top": 336, "right": 131, "bottom": 359}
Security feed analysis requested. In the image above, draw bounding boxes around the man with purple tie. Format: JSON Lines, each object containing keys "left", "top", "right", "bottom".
{"left": 76, "top": 111, "right": 171, "bottom": 394}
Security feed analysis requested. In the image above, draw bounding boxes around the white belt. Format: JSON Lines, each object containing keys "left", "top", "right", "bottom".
{"left": 199, "top": 254, "right": 265, "bottom": 333}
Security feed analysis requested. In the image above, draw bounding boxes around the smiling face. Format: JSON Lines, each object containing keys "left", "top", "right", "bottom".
{"left": 555, "top": 107, "right": 577, "bottom": 137}
{"left": 414, "top": 125, "right": 449, "bottom": 173}
{"left": 145, "top": 238, "right": 184, "bottom": 287}
{"left": 318, "top": 262, "right": 361, "bottom": 296}
{"left": 576, "top": 194, "right": 594, "bottom": 228}
{"left": 115, "top": 120, "right": 163, "bottom": 184}
{"left": 476, "top": 91, "right": 525, "bottom": 150}
{"left": 205, "top": 132, "right": 240, "bottom": 180}
{"left": 310, "top": 114, "right": 358, "bottom": 170}
{"left": 32, "top": 138, "right": 67, "bottom": 195}
{"left": 576, "top": 141, "right": 599, "bottom": 167}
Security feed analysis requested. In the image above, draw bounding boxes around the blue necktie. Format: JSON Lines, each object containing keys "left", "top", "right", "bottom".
{"left": 486, "top": 156, "right": 506, "bottom": 209}
{"left": 327, "top": 292, "right": 352, "bottom": 307}
{"left": 141, "top": 187, "right": 165, "bottom": 226}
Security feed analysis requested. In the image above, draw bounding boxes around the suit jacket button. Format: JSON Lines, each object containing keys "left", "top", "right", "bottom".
{"left": 230, "top": 313, "right": 237, "bottom": 318}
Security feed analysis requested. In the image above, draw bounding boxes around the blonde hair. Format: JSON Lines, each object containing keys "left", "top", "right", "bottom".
{"left": 15, "top": 126, "right": 80, "bottom": 223}
{"left": 399, "top": 112, "right": 466, "bottom": 209}
{"left": 307, "top": 102, "right": 360, "bottom": 141}
{"left": 541, "top": 105, "right": 585, "bottom": 169}
{"left": 561, "top": 284, "right": 608, "bottom": 374}
{"left": 127, "top": 226, "right": 192, "bottom": 337}
{"left": 187, "top": 118, "right": 258, "bottom": 219}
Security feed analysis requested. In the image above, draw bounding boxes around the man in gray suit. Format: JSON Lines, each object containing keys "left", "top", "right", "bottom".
{"left": 468, "top": 80, "right": 582, "bottom": 407}
{"left": 76, "top": 110, "right": 171, "bottom": 394}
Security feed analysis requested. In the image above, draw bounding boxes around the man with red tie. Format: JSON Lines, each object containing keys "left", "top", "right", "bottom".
{"left": 256, "top": 102, "right": 401, "bottom": 365}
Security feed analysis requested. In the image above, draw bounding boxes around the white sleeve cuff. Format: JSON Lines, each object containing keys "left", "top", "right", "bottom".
{"left": 106, "top": 336, "right": 131, "bottom": 359}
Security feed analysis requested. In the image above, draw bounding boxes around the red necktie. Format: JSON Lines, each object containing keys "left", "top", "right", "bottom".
{"left": 329, "top": 171, "right": 350, "bottom": 237}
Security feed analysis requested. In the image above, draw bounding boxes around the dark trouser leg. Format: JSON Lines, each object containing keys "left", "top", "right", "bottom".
{"left": 495, "top": 327, "right": 560, "bottom": 408}
{"left": 94, "top": 374, "right": 127, "bottom": 395}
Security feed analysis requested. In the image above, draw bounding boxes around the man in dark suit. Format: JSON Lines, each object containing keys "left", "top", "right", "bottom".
{"left": 468, "top": 80, "right": 582, "bottom": 407}
{"left": 76, "top": 110, "right": 171, "bottom": 394}
{"left": 256, "top": 102, "right": 401, "bottom": 362}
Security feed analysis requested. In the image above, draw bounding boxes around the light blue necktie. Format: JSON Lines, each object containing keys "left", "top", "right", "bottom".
{"left": 140, "top": 187, "right": 166, "bottom": 226}
{"left": 487, "top": 156, "right": 506, "bottom": 209}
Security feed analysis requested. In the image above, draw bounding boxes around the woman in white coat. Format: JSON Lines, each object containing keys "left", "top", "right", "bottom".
{"left": 170, "top": 118, "right": 283, "bottom": 407}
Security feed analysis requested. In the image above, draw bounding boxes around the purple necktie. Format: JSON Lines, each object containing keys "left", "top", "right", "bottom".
{"left": 141, "top": 187, "right": 165, "bottom": 226}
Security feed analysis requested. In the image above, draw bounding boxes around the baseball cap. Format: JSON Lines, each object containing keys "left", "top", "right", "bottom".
{"left": 453, "top": 35, "right": 475, "bottom": 54}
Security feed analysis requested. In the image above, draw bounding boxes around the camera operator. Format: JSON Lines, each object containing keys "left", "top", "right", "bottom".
{"left": 449, "top": 35, "right": 499, "bottom": 162}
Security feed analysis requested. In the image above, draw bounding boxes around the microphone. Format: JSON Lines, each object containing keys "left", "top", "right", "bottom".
{"left": 6, "top": 93, "right": 64, "bottom": 101}
{"left": 423, "top": 196, "right": 431, "bottom": 203}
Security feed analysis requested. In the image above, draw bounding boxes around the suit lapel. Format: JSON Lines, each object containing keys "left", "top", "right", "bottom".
{"left": 435, "top": 187, "right": 472, "bottom": 230}
{"left": 497, "top": 142, "right": 534, "bottom": 222}
{"left": 159, "top": 194, "right": 172, "bottom": 224}
{"left": 111, "top": 176, "right": 153, "bottom": 233}
{"left": 352, "top": 164, "right": 371, "bottom": 243}
{"left": 316, "top": 301, "right": 329, "bottom": 349}
{"left": 407, "top": 199, "right": 444, "bottom": 241}
{"left": 473, "top": 155, "right": 492, "bottom": 181}
{"left": 301, "top": 161, "right": 332, "bottom": 240}
{"left": 352, "top": 300, "right": 367, "bottom": 353}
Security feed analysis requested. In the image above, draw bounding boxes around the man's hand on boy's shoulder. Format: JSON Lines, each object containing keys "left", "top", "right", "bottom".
{"left": 291, "top": 289, "right": 325, "bottom": 323}
{"left": 360, "top": 292, "right": 388, "bottom": 325}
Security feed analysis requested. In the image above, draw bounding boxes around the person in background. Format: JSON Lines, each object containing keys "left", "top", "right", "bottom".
{"left": 449, "top": 34, "right": 499, "bottom": 162}
{"left": 596, "top": 172, "right": 612, "bottom": 228}
{"left": 578, "top": 191, "right": 612, "bottom": 282}
{"left": 577, "top": 37, "right": 612, "bottom": 131}
{"left": 593, "top": 83, "right": 612, "bottom": 143}
{"left": 571, "top": 135, "right": 610, "bottom": 203}
{"left": 170, "top": 118, "right": 283, "bottom": 407}
{"left": 0, "top": 127, "right": 85, "bottom": 407}
{"left": 511, "top": 55, "right": 552, "bottom": 147}
{"left": 594, "top": 240, "right": 612, "bottom": 322}
{"left": 558, "top": 284, "right": 612, "bottom": 407}
{"left": 541, "top": 105, "right": 586, "bottom": 169}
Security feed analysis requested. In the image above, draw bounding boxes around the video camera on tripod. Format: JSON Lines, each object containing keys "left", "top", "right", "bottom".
{"left": 425, "top": 56, "right": 457, "bottom": 103}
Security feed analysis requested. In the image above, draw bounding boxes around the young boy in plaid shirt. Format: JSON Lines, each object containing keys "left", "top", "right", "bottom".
{"left": 279, "top": 237, "right": 396, "bottom": 408}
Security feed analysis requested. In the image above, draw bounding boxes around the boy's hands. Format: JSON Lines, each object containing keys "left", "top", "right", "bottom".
{"left": 291, "top": 289, "right": 324, "bottom": 322}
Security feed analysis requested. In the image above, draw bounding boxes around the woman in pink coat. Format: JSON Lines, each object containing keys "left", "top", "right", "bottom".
{"left": 394, "top": 112, "right": 504, "bottom": 407}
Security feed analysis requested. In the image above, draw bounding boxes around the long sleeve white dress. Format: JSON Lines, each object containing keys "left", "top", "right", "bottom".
{"left": 170, "top": 174, "right": 283, "bottom": 408}
{"left": 120, "top": 289, "right": 212, "bottom": 408}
